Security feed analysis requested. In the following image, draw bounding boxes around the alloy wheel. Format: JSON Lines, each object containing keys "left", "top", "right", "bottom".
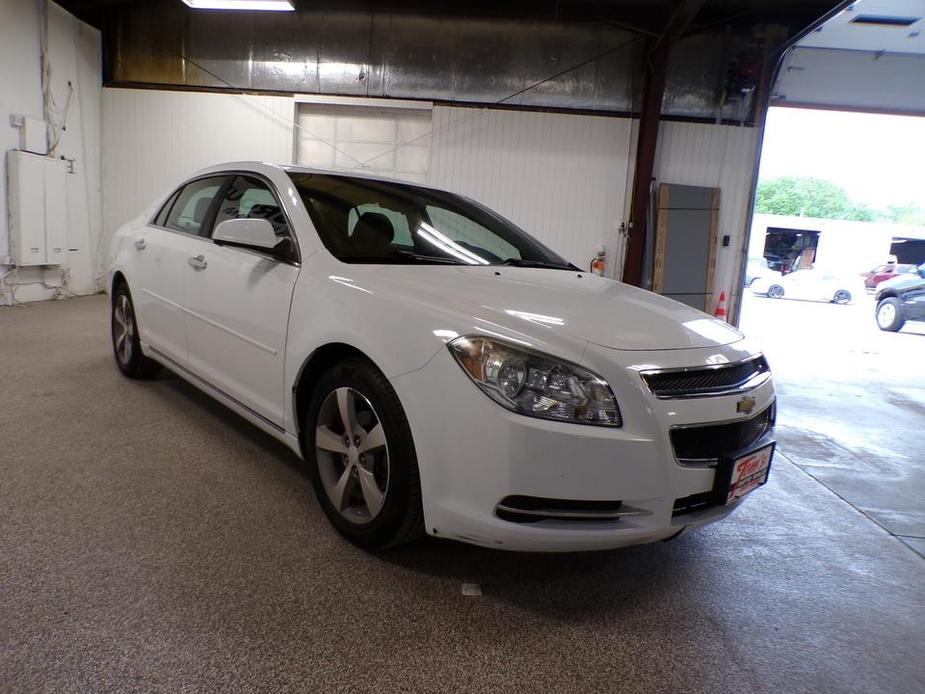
{"left": 113, "top": 294, "right": 135, "bottom": 365}
{"left": 314, "top": 387, "right": 390, "bottom": 524}
{"left": 877, "top": 302, "right": 896, "bottom": 328}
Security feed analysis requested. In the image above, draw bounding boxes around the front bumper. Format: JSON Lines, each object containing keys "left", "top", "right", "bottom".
{"left": 391, "top": 340, "right": 776, "bottom": 552}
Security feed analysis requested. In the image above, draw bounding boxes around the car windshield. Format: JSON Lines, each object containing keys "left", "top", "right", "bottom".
{"left": 288, "top": 172, "right": 576, "bottom": 269}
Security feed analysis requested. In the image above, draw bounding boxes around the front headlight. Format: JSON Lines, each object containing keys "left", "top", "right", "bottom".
{"left": 448, "top": 335, "right": 622, "bottom": 427}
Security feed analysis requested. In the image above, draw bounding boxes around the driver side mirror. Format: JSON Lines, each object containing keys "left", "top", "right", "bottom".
{"left": 213, "top": 218, "right": 293, "bottom": 261}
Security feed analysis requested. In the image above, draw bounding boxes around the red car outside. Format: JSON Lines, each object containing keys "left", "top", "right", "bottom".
{"left": 863, "top": 263, "right": 917, "bottom": 290}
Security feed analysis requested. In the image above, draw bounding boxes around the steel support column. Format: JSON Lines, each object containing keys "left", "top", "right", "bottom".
{"left": 622, "top": 0, "right": 706, "bottom": 287}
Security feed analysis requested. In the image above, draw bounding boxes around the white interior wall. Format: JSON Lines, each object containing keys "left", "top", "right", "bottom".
{"left": 653, "top": 120, "right": 762, "bottom": 311}
{"left": 0, "top": 3, "right": 43, "bottom": 270}
{"left": 100, "top": 88, "right": 760, "bottom": 313}
{"left": 0, "top": 1, "right": 101, "bottom": 305}
{"left": 101, "top": 88, "right": 296, "bottom": 253}
{"left": 429, "top": 105, "right": 634, "bottom": 271}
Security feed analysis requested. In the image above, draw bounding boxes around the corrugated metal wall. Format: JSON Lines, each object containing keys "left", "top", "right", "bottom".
{"left": 429, "top": 106, "right": 634, "bottom": 269}
{"left": 101, "top": 88, "right": 758, "bottom": 307}
{"left": 101, "top": 88, "right": 295, "bottom": 244}
{"left": 101, "top": 90, "right": 636, "bottom": 272}
{"left": 653, "top": 120, "right": 761, "bottom": 310}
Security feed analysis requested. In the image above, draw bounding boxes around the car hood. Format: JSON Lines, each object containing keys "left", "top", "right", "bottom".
{"left": 879, "top": 275, "right": 925, "bottom": 293}
{"left": 349, "top": 265, "right": 743, "bottom": 351}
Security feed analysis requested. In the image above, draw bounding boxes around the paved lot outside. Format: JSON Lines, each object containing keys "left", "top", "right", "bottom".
{"left": 1, "top": 294, "right": 923, "bottom": 692}
{"left": 739, "top": 287, "right": 925, "bottom": 557}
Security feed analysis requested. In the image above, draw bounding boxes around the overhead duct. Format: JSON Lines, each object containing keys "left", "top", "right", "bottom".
{"left": 104, "top": 4, "right": 770, "bottom": 122}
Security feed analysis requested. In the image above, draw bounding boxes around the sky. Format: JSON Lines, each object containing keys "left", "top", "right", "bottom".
{"left": 757, "top": 107, "right": 925, "bottom": 211}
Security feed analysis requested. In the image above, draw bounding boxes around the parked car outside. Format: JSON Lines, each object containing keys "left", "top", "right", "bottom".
{"left": 107, "top": 162, "right": 776, "bottom": 553}
{"left": 745, "top": 256, "right": 782, "bottom": 287}
{"left": 751, "top": 268, "right": 856, "bottom": 304}
{"left": 874, "top": 263, "right": 925, "bottom": 293}
{"left": 863, "top": 263, "right": 918, "bottom": 291}
{"left": 874, "top": 263, "right": 925, "bottom": 332}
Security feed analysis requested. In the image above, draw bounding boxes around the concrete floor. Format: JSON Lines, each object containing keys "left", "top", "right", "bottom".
{"left": 1, "top": 294, "right": 924, "bottom": 693}
{"left": 739, "top": 290, "right": 925, "bottom": 557}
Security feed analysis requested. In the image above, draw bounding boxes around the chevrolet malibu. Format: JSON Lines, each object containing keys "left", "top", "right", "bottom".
{"left": 107, "top": 162, "right": 776, "bottom": 552}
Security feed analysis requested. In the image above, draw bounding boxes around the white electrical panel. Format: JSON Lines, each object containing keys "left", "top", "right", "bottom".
{"left": 7, "top": 150, "right": 68, "bottom": 267}
{"left": 21, "top": 117, "right": 48, "bottom": 155}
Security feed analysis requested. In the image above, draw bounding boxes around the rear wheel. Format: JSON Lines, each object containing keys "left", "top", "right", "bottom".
{"left": 876, "top": 297, "right": 905, "bottom": 332}
{"left": 832, "top": 289, "right": 852, "bottom": 304}
{"left": 767, "top": 284, "right": 784, "bottom": 299}
{"left": 111, "top": 283, "right": 161, "bottom": 379}
{"left": 304, "top": 358, "right": 424, "bottom": 550}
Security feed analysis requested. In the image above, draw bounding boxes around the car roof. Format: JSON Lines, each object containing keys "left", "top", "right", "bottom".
{"left": 191, "top": 160, "right": 453, "bottom": 195}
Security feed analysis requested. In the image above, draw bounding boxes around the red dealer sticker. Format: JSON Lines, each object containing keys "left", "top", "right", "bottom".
{"left": 726, "top": 443, "right": 773, "bottom": 504}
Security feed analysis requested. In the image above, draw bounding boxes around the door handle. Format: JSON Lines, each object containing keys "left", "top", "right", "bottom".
{"left": 135, "top": 239, "right": 146, "bottom": 250}
{"left": 188, "top": 255, "right": 207, "bottom": 270}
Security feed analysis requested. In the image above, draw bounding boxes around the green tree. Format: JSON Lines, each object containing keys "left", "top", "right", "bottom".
{"left": 844, "top": 204, "right": 877, "bottom": 222}
{"left": 884, "top": 204, "right": 925, "bottom": 226}
{"left": 755, "top": 176, "right": 853, "bottom": 219}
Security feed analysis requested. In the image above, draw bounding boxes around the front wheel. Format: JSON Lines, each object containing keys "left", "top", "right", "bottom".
{"left": 832, "top": 289, "right": 852, "bottom": 304}
{"left": 875, "top": 297, "right": 905, "bottom": 332}
{"left": 111, "top": 283, "right": 161, "bottom": 379}
{"left": 304, "top": 358, "right": 424, "bottom": 550}
{"left": 767, "top": 284, "right": 785, "bottom": 299}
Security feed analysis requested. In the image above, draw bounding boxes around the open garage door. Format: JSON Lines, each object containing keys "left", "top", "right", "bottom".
{"left": 739, "top": 0, "right": 925, "bottom": 560}
{"left": 772, "top": 1, "right": 925, "bottom": 116}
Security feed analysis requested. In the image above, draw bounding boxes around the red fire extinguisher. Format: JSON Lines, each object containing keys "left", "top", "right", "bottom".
{"left": 590, "top": 245, "right": 606, "bottom": 276}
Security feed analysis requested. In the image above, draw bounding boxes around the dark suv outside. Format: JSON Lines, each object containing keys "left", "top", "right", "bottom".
{"left": 875, "top": 263, "right": 925, "bottom": 332}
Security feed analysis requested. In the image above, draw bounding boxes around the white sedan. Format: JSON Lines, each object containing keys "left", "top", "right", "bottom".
{"left": 107, "top": 162, "right": 776, "bottom": 552}
{"left": 751, "top": 269, "right": 855, "bottom": 304}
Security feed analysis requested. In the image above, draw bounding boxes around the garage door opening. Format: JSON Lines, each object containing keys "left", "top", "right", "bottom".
{"left": 733, "top": 0, "right": 925, "bottom": 559}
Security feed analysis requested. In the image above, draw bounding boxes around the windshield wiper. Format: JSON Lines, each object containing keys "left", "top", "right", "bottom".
{"left": 499, "top": 258, "right": 580, "bottom": 271}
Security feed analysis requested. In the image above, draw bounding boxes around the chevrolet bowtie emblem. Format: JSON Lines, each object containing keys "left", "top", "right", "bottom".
{"left": 736, "top": 395, "right": 757, "bottom": 415}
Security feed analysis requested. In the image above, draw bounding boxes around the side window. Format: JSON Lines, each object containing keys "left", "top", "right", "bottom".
{"left": 425, "top": 205, "right": 521, "bottom": 261}
{"left": 154, "top": 189, "right": 180, "bottom": 227}
{"left": 164, "top": 177, "right": 226, "bottom": 235}
{"left": 347, "top": 204, "right": 412, "bottom": 246}
{"left": 214, "top": 176, "right": 291, "bottom": 238}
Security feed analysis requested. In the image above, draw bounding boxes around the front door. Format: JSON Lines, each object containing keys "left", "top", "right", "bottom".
{"left": 903, "top": 285, "right": 925, "bottom": 320}
{"left": 182, "top": 174, "right": 300, "bottom": 426}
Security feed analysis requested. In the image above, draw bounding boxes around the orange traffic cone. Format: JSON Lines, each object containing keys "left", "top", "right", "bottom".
{"left": 714, "top": 291, "right": 728, "bottom": 321}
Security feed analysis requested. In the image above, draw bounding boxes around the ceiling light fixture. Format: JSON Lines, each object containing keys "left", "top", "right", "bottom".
{"left": 181, "top": 0, "right": 295, "bottom": 11}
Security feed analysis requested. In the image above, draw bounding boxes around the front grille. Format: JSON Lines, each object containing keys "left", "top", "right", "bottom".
{"left": 642, "top": 356, "right": 769, "bottom": 398}
{"left": 670, "top": 404, "right": 775, "bottom": 463}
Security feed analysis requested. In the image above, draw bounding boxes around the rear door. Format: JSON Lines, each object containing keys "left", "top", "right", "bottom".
{"left": 182, "top": 174, "right": 300, "bottom": 426}
{"left": 134, "top": 176, "right": 227, "bottom": 366}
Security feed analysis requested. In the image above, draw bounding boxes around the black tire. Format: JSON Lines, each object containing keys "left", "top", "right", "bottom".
{"left": 111, "top": 283, "right": 162, "bottom": 379}
{"left": 832, "top": 289, "right": 852, "bottom": 304}
{"left": 875, "top": 297, "right": 905, "bottom": 332}
{"left": 303, "top": 358, "right": 424, "bottom": 550}
{"left": 767, "top": 284, "right": 785, "bottom": 299}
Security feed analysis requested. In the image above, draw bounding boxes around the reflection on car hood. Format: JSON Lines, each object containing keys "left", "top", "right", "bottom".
{"left": 353, "top": 265, "right": 743, "bottom": 351}
{"left": 878, "top": 275, "right": 925, "bottom": 293}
